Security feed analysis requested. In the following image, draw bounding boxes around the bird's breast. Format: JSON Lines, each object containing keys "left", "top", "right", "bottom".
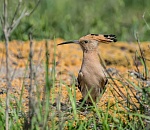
{"left": 80, "top": 63, "right": 106, "bottom": 87}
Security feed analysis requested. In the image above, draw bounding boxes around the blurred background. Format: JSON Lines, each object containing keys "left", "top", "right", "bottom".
{"left": 0, "top": 0, "right": 150, "bottom": 41}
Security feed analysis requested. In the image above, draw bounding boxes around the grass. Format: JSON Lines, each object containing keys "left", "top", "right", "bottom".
{"left": 0, "top": 0, "right": 149, "bottom": 129}
{"left": 0, "top": 39, "right": 149, "bottom": 130}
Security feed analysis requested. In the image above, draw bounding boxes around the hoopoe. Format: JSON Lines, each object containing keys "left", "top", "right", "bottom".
{"left": 58, "top": 34, "right": 117, "bottom": 104}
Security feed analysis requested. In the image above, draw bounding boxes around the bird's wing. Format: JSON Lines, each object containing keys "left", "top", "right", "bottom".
{"left": 99, "top": 73, "right": 108, "bottom": 94}
{"left": 77, "top": 71, "right": 84, "bottom": 92}
{"left": 80, "top": 34, "right": 117, "bottom": 43}
{"left": 104, "top": 78, "right": 108, "bottom": 86}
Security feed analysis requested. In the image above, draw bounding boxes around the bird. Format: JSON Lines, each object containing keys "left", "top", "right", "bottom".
{"left": 58, "top": 34, "right": 117, "bottom": 104}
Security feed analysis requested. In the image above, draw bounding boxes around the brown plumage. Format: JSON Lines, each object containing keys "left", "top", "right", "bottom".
{"left": 58, "top": 34, "right": 117, "bottom": 104}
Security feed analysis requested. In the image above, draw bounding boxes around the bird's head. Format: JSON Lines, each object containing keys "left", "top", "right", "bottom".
{"left": 58, "top": 34, "right": 117, "bottom": 52}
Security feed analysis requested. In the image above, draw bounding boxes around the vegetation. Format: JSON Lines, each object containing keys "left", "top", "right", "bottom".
{"left": 0, "top": 0, "right": 150, "bottom": 41}
{"left": 0, "top": 0, "right": 150, "bottom": 129}
{"left": 0, "top": 39, "right": 150, "bottom": 129}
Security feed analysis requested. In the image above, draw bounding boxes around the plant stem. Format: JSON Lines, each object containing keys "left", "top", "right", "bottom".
{"left": 5, "top": 36, "right": 10, "bottom": 130}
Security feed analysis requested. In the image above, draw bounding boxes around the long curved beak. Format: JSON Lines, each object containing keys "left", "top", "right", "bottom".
{"left": 57, "top": 40, "right": 79, "bottom": 46}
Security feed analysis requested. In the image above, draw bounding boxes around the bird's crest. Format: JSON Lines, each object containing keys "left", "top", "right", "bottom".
{"left": 79, "top": 34, "right": 117, "bottom": 43}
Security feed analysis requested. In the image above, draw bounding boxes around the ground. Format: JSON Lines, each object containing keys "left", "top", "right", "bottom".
{"left": 0, "top": 39, "right": 150, "bottom": 127}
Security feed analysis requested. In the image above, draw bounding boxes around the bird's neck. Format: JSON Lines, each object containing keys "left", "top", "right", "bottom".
{"left": 82, "top": 49, "right": 100, "bottom": 63}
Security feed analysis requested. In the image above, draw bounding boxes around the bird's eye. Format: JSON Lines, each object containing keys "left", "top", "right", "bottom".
{"left": 84, "top": 40, "right": 88, "bottom": 43}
